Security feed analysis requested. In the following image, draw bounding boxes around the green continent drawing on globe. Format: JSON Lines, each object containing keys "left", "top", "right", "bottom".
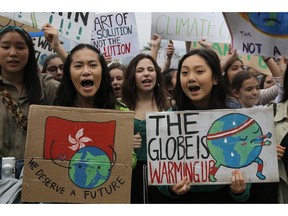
{"left": 69, "top": 146, "right": 112, "bottom": 189}
{"left": 206, "top": 113, "right": 272, "bottom": 182}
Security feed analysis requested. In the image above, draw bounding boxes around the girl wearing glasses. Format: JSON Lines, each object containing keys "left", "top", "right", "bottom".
{"left": 41, "top": 54, "right": 64, "bottom": 81}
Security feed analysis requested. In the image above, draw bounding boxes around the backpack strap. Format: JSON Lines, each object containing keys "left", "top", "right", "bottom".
{"left": 0, "top": 83, "right": 27, "bottom": 133}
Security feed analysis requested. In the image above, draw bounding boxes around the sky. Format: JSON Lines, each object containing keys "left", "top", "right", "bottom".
{"left": 135, "top": 13, "right": 152, "bottom": 50}
{"left": 4, "top": 0, "right": 286, "bottom": 13}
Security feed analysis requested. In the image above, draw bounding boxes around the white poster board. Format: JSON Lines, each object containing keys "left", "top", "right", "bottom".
{"left": 151, "top": 12, "right": 231, "bottom": 43}
{"left": 146, "top": 107, "right": 279, "bottom": 185}
{"left": 0, "top": 12, "right": 95, "bottom": 43}
{"left": 224, "top": 12, "right": 288, "bottom": 58}
{"left": 91, "top": 12, "right": 140, "bottom": 59}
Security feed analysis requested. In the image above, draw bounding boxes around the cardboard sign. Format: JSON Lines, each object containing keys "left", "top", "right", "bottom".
{"left": 22, "top": 105, "right": 134, "bottom": 203}
{"left": 224, "top": 12, "right": 288, "bottom": 58}
{"left": 146, "top": 107, "right": 279, "bottom": 185}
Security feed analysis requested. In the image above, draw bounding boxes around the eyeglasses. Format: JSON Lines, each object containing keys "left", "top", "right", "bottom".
{"left": 47, "top": 64, "right": 64, "bottom": 73}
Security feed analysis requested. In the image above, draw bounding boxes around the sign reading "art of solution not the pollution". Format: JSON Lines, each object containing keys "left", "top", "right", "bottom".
{"left": 91, "top": 12, "right": 140, "bottom": 59}
{"left": 146, "top": 107, "right": 279, "bottom": 186}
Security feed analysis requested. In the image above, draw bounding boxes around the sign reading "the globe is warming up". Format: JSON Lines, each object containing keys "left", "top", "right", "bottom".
{"left": 146, "top": 106, "right": 279, "bottom": 185}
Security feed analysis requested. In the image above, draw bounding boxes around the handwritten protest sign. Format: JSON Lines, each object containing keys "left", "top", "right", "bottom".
{"left": 0, "top": 12, "right": 94, "bottom": 43}
{"left": 190, "top": 41, "right": 272, "bottom": 75}
{"left": 91, "top": 12, "right": 140, "bottom": 59}
{"left": 151, "top": 12, "right": 231, "bottom": 43}
{"left": 224, "top": 12, "right": 288, "bottom": 58}
{"left": 146, "top": 107, "right": 279, "bottom": 186}
{"left": 22, "top": 105, "right": 134, "bottom": 203}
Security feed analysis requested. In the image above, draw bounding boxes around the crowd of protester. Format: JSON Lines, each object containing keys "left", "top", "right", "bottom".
{"left": 0, "top": 21, "right": 287, "bottom": 204}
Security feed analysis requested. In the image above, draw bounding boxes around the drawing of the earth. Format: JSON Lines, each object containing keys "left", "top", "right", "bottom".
{"left": 68, "top": 146, "right": 111, "bottom": 189}
{"left": 247, "top": 12, "right": 288, "bottom": 35}
{"left": 206, "top": 113, "right": 263, "bottom": 168}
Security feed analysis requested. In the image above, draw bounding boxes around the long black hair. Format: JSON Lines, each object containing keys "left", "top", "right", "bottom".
{"left": 173, "top": 49, "right": 227, "bottom": 111}
{"left": 162, "top": 68, "right": 177, "bottom": 95}
{"left": 0, "top": 26, "right": 41, "bottom": 104}
{"left": 121, "top": 53, "right": 171, "bottom": 111}
{"left": 54, "top": 43, "right": 117, "bottom": 109}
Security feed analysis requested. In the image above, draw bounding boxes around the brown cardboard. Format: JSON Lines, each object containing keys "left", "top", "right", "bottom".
{"left": 22, "top": 105, "right": 134, "bottom": 203}
{"left": 0, "top": 15, "right": 39, "bottom": 32}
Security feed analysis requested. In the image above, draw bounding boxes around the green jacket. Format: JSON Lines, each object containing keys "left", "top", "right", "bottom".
{"left": 0, "top": 73, "right": 59, "bottom": 159}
